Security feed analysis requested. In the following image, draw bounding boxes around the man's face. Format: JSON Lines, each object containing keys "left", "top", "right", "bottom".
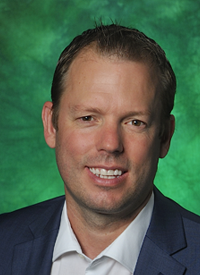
{"left": 43, "top": 50, "right": 174, "bottom": 218}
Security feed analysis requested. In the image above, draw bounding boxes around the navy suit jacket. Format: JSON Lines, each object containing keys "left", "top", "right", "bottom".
{"left": 0, "top": 187, "right": 200, "bottom": 274}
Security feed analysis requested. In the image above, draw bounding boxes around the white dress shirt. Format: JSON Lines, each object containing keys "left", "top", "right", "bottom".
{"left": 51, "top": 193, "right": 154, "bottom": 275}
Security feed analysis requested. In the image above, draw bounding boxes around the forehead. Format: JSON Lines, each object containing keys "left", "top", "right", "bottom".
{"left": 67, "top": 48, "right": 157, "bottom": 87}
{"left": 59, "top": 49, "right": 160, "bottom": 118}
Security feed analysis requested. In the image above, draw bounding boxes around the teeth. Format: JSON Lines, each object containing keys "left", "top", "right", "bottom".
{"left": 89, "top": 168, "right": 122, "bottom": 178}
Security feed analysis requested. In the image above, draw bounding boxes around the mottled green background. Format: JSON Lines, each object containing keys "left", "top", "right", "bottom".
{"left": 0, "top": 0, "right": 199, "bottom": 214}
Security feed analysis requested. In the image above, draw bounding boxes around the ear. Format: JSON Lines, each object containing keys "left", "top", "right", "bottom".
{"left": 42, "top": 101, "right": 56, "bottom": 148}
{"left": 159, "top": 115, "right": 175, "bottom": 158}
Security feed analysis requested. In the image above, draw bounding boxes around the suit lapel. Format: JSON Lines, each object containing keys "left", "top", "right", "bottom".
{"left": 134, "top": 188, "right": 187, "bottom": 275}
{"left": 12, "top": 231, "right": 58, "bottom": 275}
{"left": 134, "top": 237, "right": 186, "bottom": 275}
{"left": 12, "top": 196, "right": 65, "bottom": 275}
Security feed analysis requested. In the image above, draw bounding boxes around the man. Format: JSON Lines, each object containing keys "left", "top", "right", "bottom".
{"left": 0, "top": 24, "right": 200, "bottom": 275}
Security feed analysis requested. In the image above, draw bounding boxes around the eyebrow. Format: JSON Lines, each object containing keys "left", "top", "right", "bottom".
{"left": 69, "top": 105, "right": 103, "bottom": 115}
{"left": 121, "top": 110, "right": 152, "bottom": 117}
{"left": 69, "top": 104, "right": 152, "bottom": 118}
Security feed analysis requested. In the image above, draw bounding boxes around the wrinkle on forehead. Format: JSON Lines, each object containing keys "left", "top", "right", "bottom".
{"left": 60, "top": 49, "right": 161, "bottom": 121}
{"left": 61, "top": 46, "right": 159, "bottom": 100}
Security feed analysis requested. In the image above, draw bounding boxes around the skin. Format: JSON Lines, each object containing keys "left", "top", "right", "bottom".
{"left": 42, "top": 50, "right": 175, "bottom": 258}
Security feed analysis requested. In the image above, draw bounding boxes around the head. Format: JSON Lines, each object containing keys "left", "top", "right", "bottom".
{"left": 42, "top": 23, "right": 176, "bottom": 221}
{"left": 51, "top": 23, "right": 176, "bottom": 131}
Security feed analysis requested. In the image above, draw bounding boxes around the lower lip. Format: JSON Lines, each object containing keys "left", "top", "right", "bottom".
{"left": 86, "top": 167, "right": 127, "bottom": 187}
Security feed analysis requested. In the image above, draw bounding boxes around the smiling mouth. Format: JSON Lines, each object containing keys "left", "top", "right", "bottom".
{"left": 89, "top": 168, "right": 124, "bottom": 179}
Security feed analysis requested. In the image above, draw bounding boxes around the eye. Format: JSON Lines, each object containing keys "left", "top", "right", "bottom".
{"left": 128, "top": 120, "right": 145, "bottom": 126}
{"left": 80, "top": 116, "right": 94, "bottom": 122}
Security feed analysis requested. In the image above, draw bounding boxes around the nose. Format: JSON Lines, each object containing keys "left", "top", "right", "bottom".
{"left": 96, "top": 123, "right": 124, "bottom": 154}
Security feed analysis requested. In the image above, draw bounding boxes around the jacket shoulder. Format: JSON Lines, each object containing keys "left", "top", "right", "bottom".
{"left": 167, "top": 196, "right": 200, "bottom": 225}
{"left": 0, "top": 196, "right": 65, "bottom": 241}
{"left": 0, "top": 196, "right": 65, "bottom": 224}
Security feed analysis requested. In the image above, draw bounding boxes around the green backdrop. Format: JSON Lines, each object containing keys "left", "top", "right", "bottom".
{"left": 0, "top": 0, "right": 200, "bottom": 215}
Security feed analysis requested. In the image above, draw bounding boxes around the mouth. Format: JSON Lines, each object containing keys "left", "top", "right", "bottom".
{"left": 89, "top": 167, "right": 124, "bottom": 179}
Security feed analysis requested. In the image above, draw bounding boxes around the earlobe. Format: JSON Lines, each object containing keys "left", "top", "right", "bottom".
{"left": 42, "top": 101, "right": 56, "bottom": 148}
{"left": 160, "top": 115, "right": 175, "bottom": 158}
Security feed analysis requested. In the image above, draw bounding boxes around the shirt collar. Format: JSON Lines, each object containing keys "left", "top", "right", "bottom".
{"left": 98, "top": 193, "right": 154, "bottom": 272}
{"left": 53, "top": 193, "right": 154, "bottom": 272}
{"left": 52, "top": 202, "right": 82, "bottom": 261}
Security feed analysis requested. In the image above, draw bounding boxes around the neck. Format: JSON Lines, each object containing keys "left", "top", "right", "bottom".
{"left": 66, "top": 197, "right": 149, "bottom": 259}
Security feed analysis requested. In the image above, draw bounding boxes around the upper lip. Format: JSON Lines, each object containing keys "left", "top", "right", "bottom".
{"left": 87, "top": 165, "right": 127, "bottom": 172}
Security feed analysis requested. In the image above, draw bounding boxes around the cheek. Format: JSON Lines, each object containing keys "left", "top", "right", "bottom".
{"left": 57, "top": 130, "right": 94, "bottom": 159}
{"left": 127, "top": 135, "right": 160, "bottom": 165}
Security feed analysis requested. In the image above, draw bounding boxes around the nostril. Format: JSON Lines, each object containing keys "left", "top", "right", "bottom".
{"left": 97, "top": 129, "right": 124, "bottom": 153}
